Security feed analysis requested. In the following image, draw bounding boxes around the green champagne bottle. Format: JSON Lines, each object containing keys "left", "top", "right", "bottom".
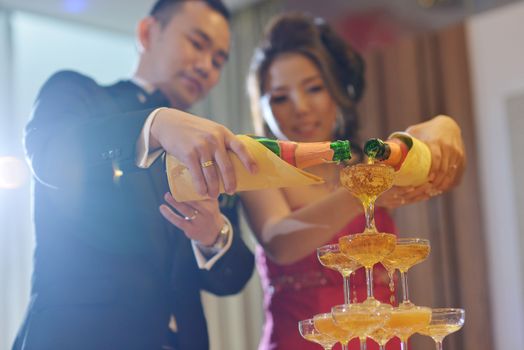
{"left": 364, "top": 132, "right": 431, "bottom": 186}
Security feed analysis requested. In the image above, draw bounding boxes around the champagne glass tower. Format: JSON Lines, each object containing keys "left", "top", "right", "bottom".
{"left": 297, "top": 134, "right": 465, "bottom": 350}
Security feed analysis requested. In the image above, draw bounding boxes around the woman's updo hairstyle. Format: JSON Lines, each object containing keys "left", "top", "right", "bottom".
{"left": 247, "top": 12, "right": 365, "bottom": 142}
{"left": 314, "top": 18, "right": 365, "bottom": 103}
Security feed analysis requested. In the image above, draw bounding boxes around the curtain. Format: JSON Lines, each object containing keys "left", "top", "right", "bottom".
{"left": 358, "top": 23, "right": 493, "bottom": 350}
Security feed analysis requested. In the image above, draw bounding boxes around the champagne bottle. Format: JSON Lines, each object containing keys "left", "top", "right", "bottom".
{"left": 249, "top": 136, "right": 351, "bottom": 169}
{"left": 364, "top": 132, "right": 431, "bottom": 186}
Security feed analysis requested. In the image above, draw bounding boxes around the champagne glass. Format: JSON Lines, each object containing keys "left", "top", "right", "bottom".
{"left": 314, "top": 313, "right": 354, "bottom": 350}
{"left": 381, "top": 238, "right": 431, "bottom": 306}
{"left": 369, "top": 326, "right": 397, "bottom": 350}
{"left": 317, "top": 243, "right": 362, "bottom": 304}
{"left": 332, "top": 302, "right": 392, "bottom": 350}
{"left": 418, "top": 308, "right": 465, "bottom": 350}
{"left": 339, "top": 233, "right": 396, "bottom": 304}
{"left": 339, "top": 163, "right": 395, "bottom": 232}
{"left": 298, "top": 318, "right": 337, "bottom": 350}
{"left": 387, "top": 305, "right": 432, "bottom": 350}
{"left": 339, "top": 163, "right": 396, "bottom": 304}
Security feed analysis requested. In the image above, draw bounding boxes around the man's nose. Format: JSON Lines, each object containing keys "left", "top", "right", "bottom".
{"left": 194, "top": 54, "right": 212, "bottom": 79}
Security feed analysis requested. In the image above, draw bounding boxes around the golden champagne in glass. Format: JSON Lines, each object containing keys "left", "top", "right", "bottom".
{"left": 314, "top": 313, "right": 354, "bottom": 348}
{"left": 317, "top": 244, "right": 362, "bottom": 304}
{"left": 318, "top": 245, "right": 361, "bottom": 277}
{"left": 381, "top": 238, "right": 431, "bottom": 306}
{"left": 369, "top": 326, "right": 397, "bottom": 350}
{"left": 418, "top": 308, "right": 465, "bottom": 350}
{"left": 339, "top": 233, "right": 396, "bottom": 304}
{"left": 340, "top": 163, "right": 395, "bottom": 232}
{"left": 299, "top": 318, "right": 337, "bottom": 350}
{"left": 332, "top": 303, "right": 392, "bottom": 350}
{"left": 388, "top": 305, "right": 432, "bottom": 349}
{"left": 340, "top": 233, "right": 397, "bottom": 268}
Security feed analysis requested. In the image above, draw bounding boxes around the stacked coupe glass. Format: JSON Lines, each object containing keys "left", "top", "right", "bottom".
{"left": 299, "top": 163, "right": 465, "bottom": 350}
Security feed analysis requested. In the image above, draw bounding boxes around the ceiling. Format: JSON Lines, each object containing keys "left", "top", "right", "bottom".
{"left": 0, "top": 0, "right": 519, "bottom": 35}
{"left": 0, "top": 0, "right": 263, "bottom": 33}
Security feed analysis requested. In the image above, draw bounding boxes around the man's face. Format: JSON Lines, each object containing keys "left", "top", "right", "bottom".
{"left": 146, "top": 2, "right": 230, "bottom": 109}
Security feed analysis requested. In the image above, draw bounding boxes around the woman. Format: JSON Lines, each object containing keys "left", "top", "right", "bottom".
{"left": 242, "top": 13, "right": 464, "bottom": 350}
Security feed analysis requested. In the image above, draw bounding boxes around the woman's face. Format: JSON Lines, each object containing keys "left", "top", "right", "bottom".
{"left": 262, "top": 53, "right": 338, "bottom": 142}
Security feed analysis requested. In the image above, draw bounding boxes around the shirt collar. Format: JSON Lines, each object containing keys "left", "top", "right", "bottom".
{"left": 131, "top": 75, "right": 156, "bottom": 95}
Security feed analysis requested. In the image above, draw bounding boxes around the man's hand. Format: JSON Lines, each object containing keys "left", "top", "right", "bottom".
{"left": 159, "top": 192, "right": 224, "bottom": 246}
{"left": 150, "top": 108, "right": 258, "bottom": 198}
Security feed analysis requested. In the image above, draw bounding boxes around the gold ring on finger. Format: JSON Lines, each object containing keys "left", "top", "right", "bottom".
{"left": 427, "top": 188, "right": 442, "bottom": 197}
{"left": 201, "top": 160, "right": 215, "bottom": 168}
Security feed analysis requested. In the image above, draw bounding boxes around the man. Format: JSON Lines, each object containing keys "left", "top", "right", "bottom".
{"left": 14, "top": 1, "right": 256, "bottom": 349}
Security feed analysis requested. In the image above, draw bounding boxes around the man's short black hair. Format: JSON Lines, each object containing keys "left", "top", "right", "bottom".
{"left": 150, "top": 0, "right": 231, "bottom": 27}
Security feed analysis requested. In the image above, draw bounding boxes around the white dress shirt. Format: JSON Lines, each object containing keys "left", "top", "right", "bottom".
{"left": 132, "top": 76, "right": 233, "bottom": 271}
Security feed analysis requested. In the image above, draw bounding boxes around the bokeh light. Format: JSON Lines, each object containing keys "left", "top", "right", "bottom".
{"left": 62, "top": 0, "right": 88, "bottom": 14}
{"left": 0, "top": 156, "right": 30, "bottom": 189}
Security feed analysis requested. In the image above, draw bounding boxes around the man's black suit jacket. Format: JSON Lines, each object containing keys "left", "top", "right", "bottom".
{"left": 13, "top": 71, "right": 254, "bottom": 350}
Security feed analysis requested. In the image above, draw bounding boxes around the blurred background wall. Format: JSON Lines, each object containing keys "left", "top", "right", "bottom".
{"left": 0, "top": 9, "right": 137, "bottom": 350}
{"left": 0, "top": 0, "right": 523, "bottom": 349}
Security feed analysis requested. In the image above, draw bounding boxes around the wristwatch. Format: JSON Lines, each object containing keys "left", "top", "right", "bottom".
{"left": 211, "top": 220, "right": 231, "bottom": 250}
{"left": 198, "top": 214, "right": 232, "bottom": 253}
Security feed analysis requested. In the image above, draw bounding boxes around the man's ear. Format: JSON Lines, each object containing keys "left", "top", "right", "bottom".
{"left": 137, "top": 16, "right": 157, "bottom": 51}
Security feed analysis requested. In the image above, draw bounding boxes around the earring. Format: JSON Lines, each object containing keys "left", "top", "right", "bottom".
{"left": 347, "top": 84, "right": 356, "bottom": 100}
{"left": 333, "top": 108, "right": 345, "bottom": 137}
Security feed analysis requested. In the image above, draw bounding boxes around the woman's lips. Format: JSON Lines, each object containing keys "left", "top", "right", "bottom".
{"left": 294, "top": 122, "right": 320, "bottom": 137}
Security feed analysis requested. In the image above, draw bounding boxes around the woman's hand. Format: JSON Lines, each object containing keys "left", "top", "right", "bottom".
{"left": 378, "top": 184, "right": 435, "bottom": 209}
{"left": 377, "top": 115, "right": 466, "bottom": 208}
{"left": 406, "top": 115, "right": 466, "bottom": 195}
{"left": 159, "top": 192, "right": 224, "bottom": 246}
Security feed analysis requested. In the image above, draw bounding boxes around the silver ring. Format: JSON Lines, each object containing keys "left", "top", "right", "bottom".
{"left": 184, "top": 210, "right": 199, "bottom": 221}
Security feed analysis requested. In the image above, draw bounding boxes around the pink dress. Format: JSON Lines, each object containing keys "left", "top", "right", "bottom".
{"left": 256, "top": 207, "right": 401, "bottom": 350}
